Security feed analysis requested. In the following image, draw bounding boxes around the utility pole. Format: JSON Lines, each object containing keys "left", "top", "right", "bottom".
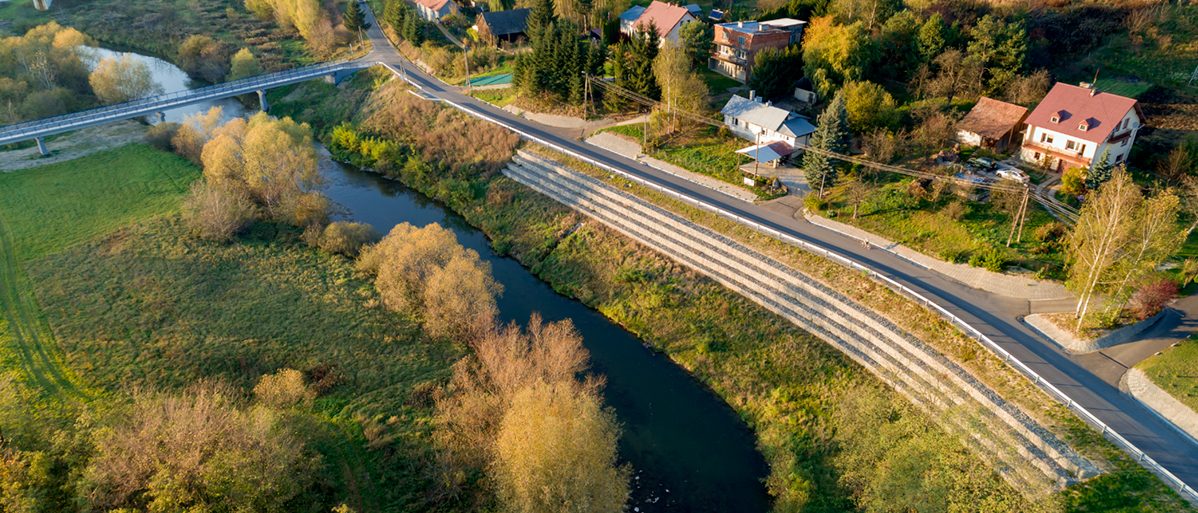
{"left": 754, "top": 130, "right": 760, "bottom": 177}
{"left": 1007, "top": 186, "right": 1030, "bottom": 246}
{"left": 464, "top": 42, "right": 472, "bottom": 97}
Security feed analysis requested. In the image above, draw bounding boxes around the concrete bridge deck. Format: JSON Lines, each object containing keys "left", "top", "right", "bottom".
{"left": 0, "top": 58, "right": 375, "bottom": 151}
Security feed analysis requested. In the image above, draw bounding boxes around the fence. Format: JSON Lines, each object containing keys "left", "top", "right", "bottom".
{"left": 386, "top": 65, "right": 1198, "bottom": 504}
{"left": 0, "top": 58, "right": 370, "bottom": 145}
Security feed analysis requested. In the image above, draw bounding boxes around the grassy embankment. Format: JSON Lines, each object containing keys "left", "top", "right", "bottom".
{"left": 1136, "top": 334, "right": 1198, "bottom": 413}
{"left": 0, "top": 143, "right": 466, "bottom": 511}
{"left": 271, "top": 70, "right": 1197, "bottom": 511}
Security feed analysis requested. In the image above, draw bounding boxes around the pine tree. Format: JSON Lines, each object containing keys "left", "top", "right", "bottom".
{"left": 526, "top": 0, "right": 557, "bottom": 42}
{"left": 383, "top": 0, "right": 406, "bottom": 31}
{"left": 803, "top": 92, "right": 849, "bottom": 196}
{"left": 917, "top": 13, "right": 945, "bottom": 64}
{"left": 403, "top": 14, "right": 423, "bottom": 45}
{"left": 1086, "top": 148, "right": 1114, "bottom": 191}
{"left": 343, "top": 0, "right": 372, "bottom": 33}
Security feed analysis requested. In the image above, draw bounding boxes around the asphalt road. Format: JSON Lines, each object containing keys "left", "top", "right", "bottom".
{"left": 358, "top": 9, "right": 1198, "bottom": 491}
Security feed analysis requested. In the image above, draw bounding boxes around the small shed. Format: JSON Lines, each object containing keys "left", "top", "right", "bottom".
{"left": 955, "top": 97, "right": 1029, "bottom": 152}
{"left": 476, "top": 8, "right": 532, "bottom": 44}
{"left": 685, "top": 4, "right": 702, "bottom": 18}
{"left": 793, "top": 76, "right": 817, "bottom": 105}
{"left": 708, "top": 8, "right": 724, "bottom": 21}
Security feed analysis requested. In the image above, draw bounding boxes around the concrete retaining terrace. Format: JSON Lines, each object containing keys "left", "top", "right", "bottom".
{"left": 503, "top": 150, "right": 1100, "bottom": 498}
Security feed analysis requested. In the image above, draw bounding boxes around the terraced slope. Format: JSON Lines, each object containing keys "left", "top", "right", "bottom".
{"left": 504, "top": 149, "right": 1100, "bottom": 498}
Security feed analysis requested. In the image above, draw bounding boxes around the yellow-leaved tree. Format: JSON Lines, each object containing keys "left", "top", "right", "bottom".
{"left": 88, "top": 54, "right": 163, "bottom": 105}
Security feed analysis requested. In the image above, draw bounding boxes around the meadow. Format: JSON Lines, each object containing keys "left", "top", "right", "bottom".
{"left": 1137, "top": 335, "right": 1198, "bottom": 413}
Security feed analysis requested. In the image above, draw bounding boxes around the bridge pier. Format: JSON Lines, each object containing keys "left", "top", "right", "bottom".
{"left": 256, "top": 90, "right": 269, "bottom": 113}
{"left": 155, "top": 112, "right": 166, "bottom": 123}
{"left": 35, "top": 137, "right": 48, "bottom": 157}
{"left": 323, "top": 75, "right": 337, "bottom": 85}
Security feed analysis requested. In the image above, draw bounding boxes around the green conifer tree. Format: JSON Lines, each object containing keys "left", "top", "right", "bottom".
{"left": 1086, "top": 148, "right": 1114, "bottom": 191}
{"left": 343, "top": 0, "right": 372, "bottom": 32}
{"left": 803, "top": 91, "right": 849, "bottom": 196}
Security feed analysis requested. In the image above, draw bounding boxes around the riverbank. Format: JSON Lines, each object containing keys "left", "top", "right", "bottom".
{"left": 261, "top": 72, "right": 1198, "bottom": 510}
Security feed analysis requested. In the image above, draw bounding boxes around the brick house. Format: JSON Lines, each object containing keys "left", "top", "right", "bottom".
{"left": 709, "top": 19, "right": 805, "bottom": 83}
{"left": 618, "top": 1, "right": 697, "bottom": 46}
{"left": 1020, "top": 83, "right": 1145, "bottom": 172}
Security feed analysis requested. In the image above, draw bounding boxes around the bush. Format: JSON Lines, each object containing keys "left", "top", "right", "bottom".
{"left": 1034, "top": 221, "right": 1068, "bottom": 243}
{"left": 254, "top": 368, "right": 314, "bottom": 409}
{"left": 318, "top": 221, "right": 381, "bottom": 257}
{"left": 144, "top": 122, "right": 181, "bottom": 151}
{"left": 804, "top": 194, "right": 826, "bottom": 212}
{"left": 968, "top": 247, "right": 1005, "bottom": 272}
{"left": 938, "top": 248, "right": 966, "bottom": 264}
{"left": 180, "top": 182, "right": 259, "bottom": 242}
{"left": 942, "top": 201, "right": 968, "bottom": 221}
{"left": 1129, "top": 278, "right": 1178, "bottom": 320}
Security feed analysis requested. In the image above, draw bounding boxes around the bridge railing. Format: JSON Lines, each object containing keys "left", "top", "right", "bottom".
{"left": 388, "top": 73, "right": 1198, "bottom": 504}
{"left": 0, "top": 58, "right": 371, "bottom": 141}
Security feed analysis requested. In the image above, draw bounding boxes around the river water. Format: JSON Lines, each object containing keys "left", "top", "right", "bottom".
{"left": 321, "top": 161, "right": 773, "bottom": 512}
{"left": 88, "top": 48, "right": 250, "bottom": 124}
{"left": 105, "top": 44, "right": 773, "bottom": 511}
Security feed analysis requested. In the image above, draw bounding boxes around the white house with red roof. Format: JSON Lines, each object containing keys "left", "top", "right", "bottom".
{"left": 619, "top": 1, "right": 696, "bottom": 46}
{"left": 416, "top": 0, "right": 458, "bottom": 21}
{"left": 1020, "top": 83, "right": 1145, "bottom": 172}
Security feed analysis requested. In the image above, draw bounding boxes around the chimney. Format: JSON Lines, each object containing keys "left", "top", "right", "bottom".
{"left": 1090, "top": 88, "right": 1098, "bottom": 97}
{"left": 738, "top": 20, "right": 743, "bottom": 28}
{"left": 766, "top": 100, "right": 772, "bottom": 107}
{"left": 748, "top": 90, "right": 755, "bottom": 100}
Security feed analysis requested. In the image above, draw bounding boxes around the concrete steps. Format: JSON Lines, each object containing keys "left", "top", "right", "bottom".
{"left": 503, "top": 150, "right": 1100, "bottom": 497}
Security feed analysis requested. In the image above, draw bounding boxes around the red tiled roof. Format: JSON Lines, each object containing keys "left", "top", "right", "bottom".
{"left": 635, "top": 1, "right": 691, "bottom": 38}
{"left": 956, "top": 97, "right": 1028, "bottom": 140}
{"left": 416, "top": 0, "right": 452, "bottom": 12}
{"left": 1024, "top": 83, "right": 1143, "bottom": 144}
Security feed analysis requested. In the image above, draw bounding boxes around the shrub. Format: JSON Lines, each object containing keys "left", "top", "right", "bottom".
{"left": 318, "top": 221, "right": 381, "bottom": 257}
{"left": 180, "top": 182, "right": 259, "bottom": 242}
{"left": 968, "top": 247, "right": 1005, "bottom": 272}
{"left": 804, "top": 194, "right": 826, "bottom": 212}
{"left": 144, "top": 122, "right": 181, "bottom": 151}
{"left": 1034, "top": 221, "right": 1068, "bottom": 243}
{"left": 942, "top": 201, "right": 968, "bottom": 221}
{"left": 254, "top": 368, "right": 314, "bottom": 409}
{"left": 938, "top": 248, "right": 966, "bottom": 263}
{"left": 1129, "top": 278, "right": 1178, "bottom": 320}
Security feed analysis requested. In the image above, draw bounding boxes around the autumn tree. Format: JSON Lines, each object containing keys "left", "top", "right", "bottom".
{"left": 172, "top": 106, "right": 227, "bottom": 164}
{"left": 317, "top": 221, "right": 380, "bottom": 257}
{"left": 88, "top": 54, "right": 164, "bottom": 105}
{"left": 179, "top": 35, "right": 229, "bottom": 82}
{"left": 228, "top": 48, "right": 263, "bottom": 81}
{"left": 492, "top": 382, "right": 630, "bottom": 512}
{"left": 361, "top": 223, "right": 502, "bottom": 342}
{"left": 78, "top": 382, "right": 318, "bottom": 512}
{"left": 199, "top": 112, "right": 326, "bottom": 227}
{"left": 180, "top": 181, "right": 260, "bottom": 242}
{"left": 1002, "top": 69, "right": 1050, "bottom": 107}
{"left": 1067, "top": 168, "right": 1182, "bottom": 328}
{"left": 802, "top": 17, "right": 873, "bottom": 97}
{"left": 653, "top": 41, "right": 709, "bottom": 133}
{"left": 842, "top": 79, "right": 897, "bottom": 133}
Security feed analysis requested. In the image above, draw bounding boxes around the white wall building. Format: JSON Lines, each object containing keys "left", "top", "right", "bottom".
{"left": 1020, "top": 83, "right": 1144, "bottom": 172}
{"left": 720, "top": 93, "right": 815, "bottom": 149}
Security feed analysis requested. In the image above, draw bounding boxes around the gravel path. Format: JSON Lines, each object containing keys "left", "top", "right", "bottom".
{"left": 0, "top": 120, "right": 148, "bottom": 172}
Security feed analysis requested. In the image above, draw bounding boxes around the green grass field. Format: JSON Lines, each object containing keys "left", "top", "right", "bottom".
{"left": 1093, "top": 78, "right": 1154, "bottom": 99}
{"left": 1136, "top": 334, "right": 1198, "bottom": 412}
{"left": 0, "top": 144, "right": 199, "bottom": 263}
{"left": 699, "top": 67, "right": 743, "bottom": 94}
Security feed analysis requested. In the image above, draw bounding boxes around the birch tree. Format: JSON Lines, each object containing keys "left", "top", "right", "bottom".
{"left": 1108, "top": 191, "right": 1184, "bottom": 306}
{"left": 1067, "top": 168, "right": 1139, "bottom": 329}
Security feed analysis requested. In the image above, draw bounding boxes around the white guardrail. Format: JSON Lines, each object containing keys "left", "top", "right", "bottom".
{"left": 386, "top": 64, "right": 1198, "bottom": 503}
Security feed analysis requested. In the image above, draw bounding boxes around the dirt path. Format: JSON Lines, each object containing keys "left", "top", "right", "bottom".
{"left": 0, "top": 120, "right": 147, "bottom": 172}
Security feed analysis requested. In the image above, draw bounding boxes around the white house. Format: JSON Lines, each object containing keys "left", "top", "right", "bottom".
{"left": 620, "top": 1, "right": 696, "bottom": 47}
{"left": 1020, "top": 82, "right": 1145, "bottom": 172}
{"left": 720, "top": 93, "right": 816, "bottom": 149}
{"left": 415, "top": 0, "right": 458, "bottom": 21}
{"left": 617, "top": 5, "right": 646, "bottom": 34}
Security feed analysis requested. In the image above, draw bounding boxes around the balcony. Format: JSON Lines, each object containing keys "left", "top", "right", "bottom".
{"left": 1022, "top": 141, "right": 1091, "bottom": 169}
{"left": 711, "top": 51, "right": 747, "bottom": 66}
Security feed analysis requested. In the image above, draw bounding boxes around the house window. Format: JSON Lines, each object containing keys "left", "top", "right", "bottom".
{"left": 1078, "top": 123, "right": 1088, "bottom": 131}
{"left": 1123, "top": 118, "right": 1129, "bottom": 129}
{"left": 1066, "top": 140, "right": 1077, "bottom": 150}
{"left": 1116, "top": 154, "right": 1124, "bottom": 162}
{"left": 1080, "top": 144, "right": 1087, "bottom": 154}
{"left": 1034, "top": 152, "right": 1041, "bottom": 160}
{"left": 738, "top": 36, "right": 745, "bottom": 47}
{"left": 1050, "top": 115, "right": 1059, "bottom": 123}
{"left": 1121, "top": 139, "right": 1128, "bottom": 147}
{"left": 1040, "top": 133, "right": 1054, "bottom": 144}
{"left": 723, "top": 31, "right": 729, "bottom": 42}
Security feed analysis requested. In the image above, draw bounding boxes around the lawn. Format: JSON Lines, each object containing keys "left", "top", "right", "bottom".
{"left": 823, "top": 175, "right": 1068, "bottom": 278}
{"left": 1081, "top": 3, "right": 1198, "bottom": 89}
{"left": 0, "top": 144, "right": 200, "bottom": 263}
{"left": 1136, "top": 334, "right": 1198, "bottom": 412}
{"left": 699, "top": 67, "right": 743, "bottom": 95}
{"left": 1093, "top": 78, "right": 1155, "bottom": 99}
{"left": 599, "top": 124, "right": 780, "bottom": 199}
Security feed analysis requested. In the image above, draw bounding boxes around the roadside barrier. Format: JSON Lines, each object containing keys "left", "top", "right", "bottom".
{"left": 383, "top": 63, "right": 1198, "bottom": 503}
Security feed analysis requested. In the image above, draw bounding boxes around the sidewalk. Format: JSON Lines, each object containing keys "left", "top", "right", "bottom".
{"left": 804, "top": 213, "right": 1073, "bottom": 300}
{"left": 585, "top": 132, "right": 760, "bottom": 202}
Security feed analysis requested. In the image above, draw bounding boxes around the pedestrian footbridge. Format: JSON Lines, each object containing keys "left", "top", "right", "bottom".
{"left": 0, "top": 58, "right": 376, "bottom": 154}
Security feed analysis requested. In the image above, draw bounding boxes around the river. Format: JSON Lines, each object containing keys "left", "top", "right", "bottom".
{"left": 106, "top": 44, "right": 773, "bottom": 512}
{"left": 88, "top": 47, "right": 250, "bottom": 124}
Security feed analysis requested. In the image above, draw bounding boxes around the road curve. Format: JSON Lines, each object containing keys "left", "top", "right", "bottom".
{"left": 356, "top": 6, "right": 1198, "bottom": 492}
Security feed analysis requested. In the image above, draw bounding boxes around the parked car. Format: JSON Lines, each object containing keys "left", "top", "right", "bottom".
{"left": 967, "top": 157, "right": 995, "bottom": 171}
{"left": 995, "top": 166, "right": 1029, "bottom": 184}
